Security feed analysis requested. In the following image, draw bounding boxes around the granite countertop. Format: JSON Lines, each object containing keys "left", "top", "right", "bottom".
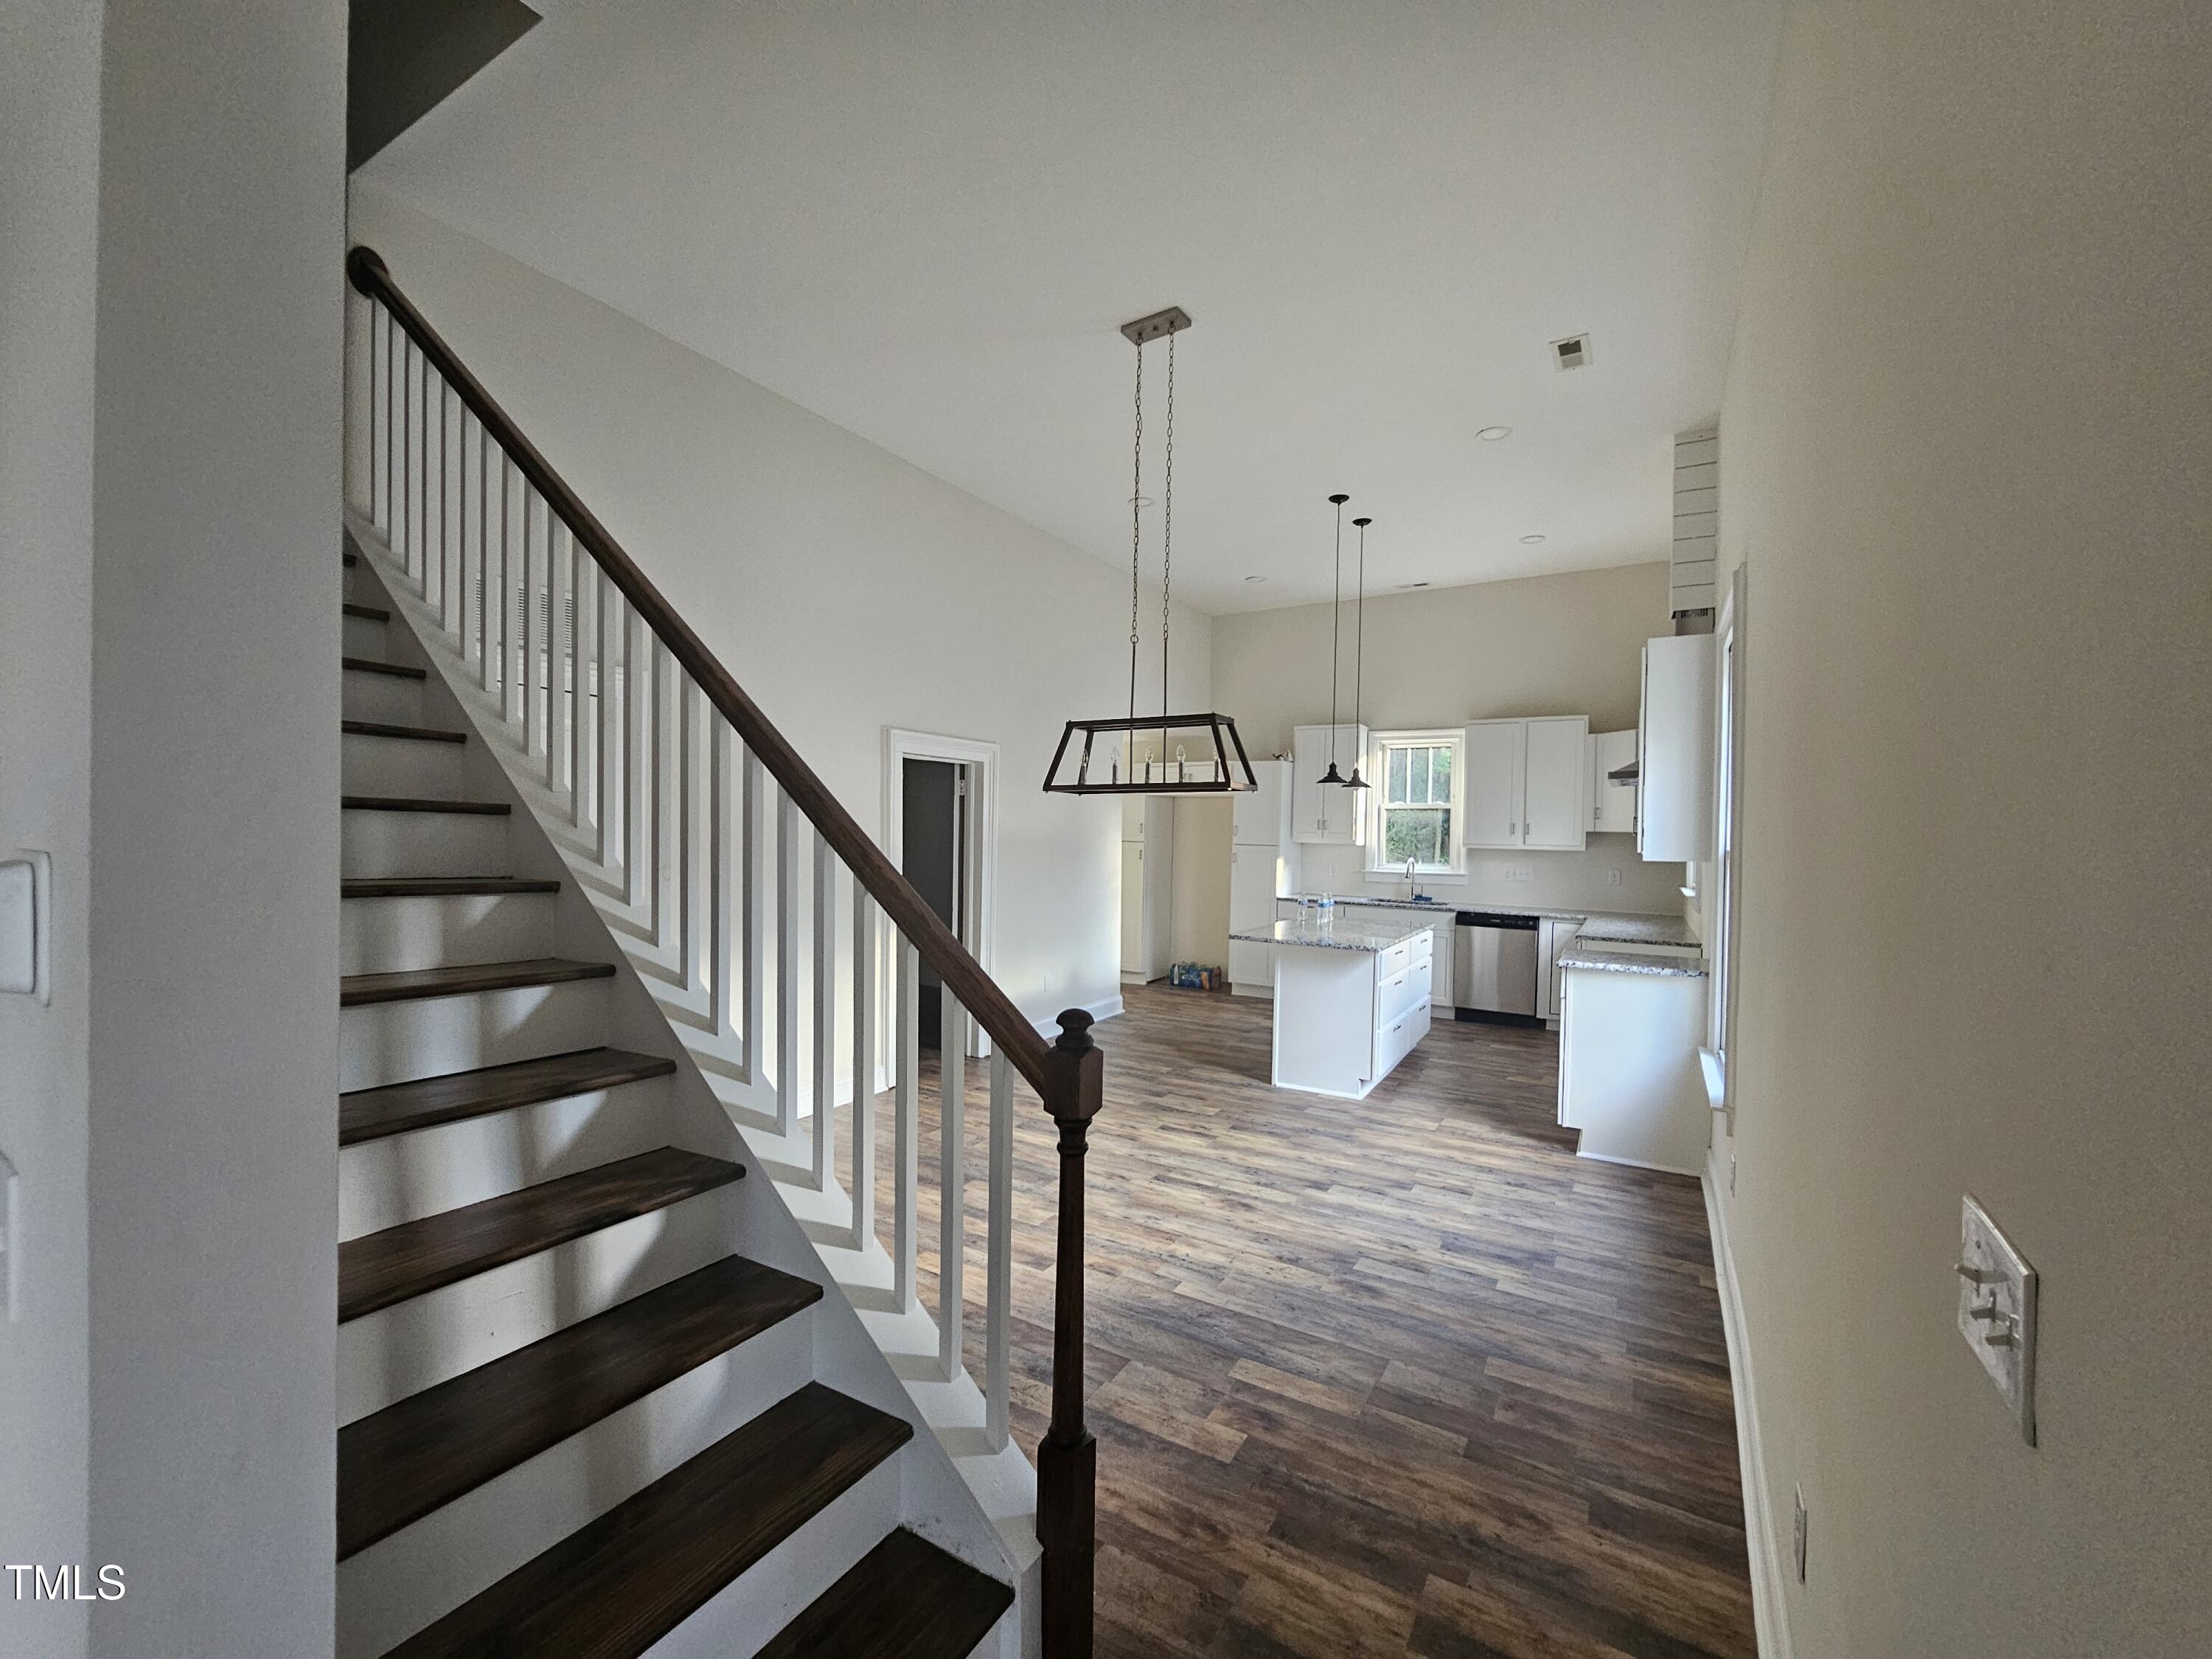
{"left": 1231, "top": 914, "right": 1436, "bottom": 954}
{"left": 1281, "top": 894, "right": 1700, "bottom": 949}
{"left": 1556, "top": 947, "right": 1708, "bottom": 979}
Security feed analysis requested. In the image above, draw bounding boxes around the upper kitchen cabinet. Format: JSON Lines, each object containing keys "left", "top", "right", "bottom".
{"left": 1463, "top": 716, "right": 1590, "bottom": 852}
{"left": 1638, "top": 634, "right": 1714, "bottom": 861}
{"left": 1291, "top": 724, "right": 1369, "bottom": 845}
{"left": 1233, "top": 757, "right": 1294, "bottom": 846}
{"left": 1590, "top": 728, "right": 1638, "bottom": 834}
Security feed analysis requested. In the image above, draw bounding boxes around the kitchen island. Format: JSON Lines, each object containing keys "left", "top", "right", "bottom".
{"left": 1228, "top": 911, "right": 1434, "bottom": 1099}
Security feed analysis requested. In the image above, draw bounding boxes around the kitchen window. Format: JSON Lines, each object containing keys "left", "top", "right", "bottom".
{"left": 1368, "top": 731, "right": 1464, "bottom": 874}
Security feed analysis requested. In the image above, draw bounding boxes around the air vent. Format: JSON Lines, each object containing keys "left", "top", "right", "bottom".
{"left": 1550, "top": 333, "right": 1592, "bottom": 371}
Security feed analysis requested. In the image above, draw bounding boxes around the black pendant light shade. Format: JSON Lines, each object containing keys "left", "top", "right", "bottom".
{"left": 1046, "top": 306, "right": 1257, "bottom": 796}
{"left": 1343, "top": 515, "right": 1373, "bottom": 790}
{"left": 1318, "top": 493, "right": 1350, "bottom": 785}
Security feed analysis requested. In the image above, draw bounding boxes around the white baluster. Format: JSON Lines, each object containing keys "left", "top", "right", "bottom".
{"left": 849, "top": 889, "right": 876, "bottom": 1252}
{"left": 478, "top": 430, "right": 493, "bottom": 692}
{"left": 595, "top": 577, "right": 618, "bottom": 858}
{"left": 522, "top": 493, "right": 543, "bottom": 760}
{"left": 986, "top": 1046, "right": 1013, "bottom": 1451}
{"left": 679, "top": 678, "right": 699, "bottom": 989}
{"left": 742, "top": 747, "right": 765, "bottom": 1077}
{"left": 709, "top": 715, "right": 731, "bottom": 1033}
{"left": 939, "top": 996, "right": 967, "bottom": 1380}
{"left": 546, "top": 521, "right": 568, "bottom": 792}
{"left": 776, "top": 788, "right": 799, "bottom": 1137}
{"left": 894, "top": 937, "right": 919, "bottom": 1309}
{"left": 812, "top": 832, "right": 834, "bottom": 1190}
{"left": 437, "top": 379, "right": 452, "bottom": 633}
{"left": 622, "top": 609, "right": 648, "bottom": 905}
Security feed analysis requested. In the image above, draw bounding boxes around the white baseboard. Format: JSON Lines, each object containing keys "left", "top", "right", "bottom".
{"left": 1703, "top": 1160, "right": 1794, "bottom": 1659}
{"left": 1576, "top": 1148, "right": 1704, "bottom": 1178}
{"left": 1031, "top": 994, "right": 1124, "bottom": 1041}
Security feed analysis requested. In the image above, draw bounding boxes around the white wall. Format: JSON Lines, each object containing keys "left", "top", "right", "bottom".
{"left": 1198, "top": 562, "right": 1686, "bottom": 951}
{"left": 1707, "top": 2, "right": 2211, "bottom": 1654}
{"left": 83, "top": 1, "right": 347, "bottom": 1654}
{"left": 0, "top": 3, "right": 101, "bottom": 1652}
{"left": 347, "top": 185, "right": 1212, "bottom": 1029}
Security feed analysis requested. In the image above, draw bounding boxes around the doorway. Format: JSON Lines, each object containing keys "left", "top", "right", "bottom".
{"left": 884, "top": 728, "right": 998, "bottom": 1059}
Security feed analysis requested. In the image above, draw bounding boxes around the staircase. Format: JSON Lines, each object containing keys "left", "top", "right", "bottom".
{"left": 334, "top": 249, "right": 1103, "bottom": 1655}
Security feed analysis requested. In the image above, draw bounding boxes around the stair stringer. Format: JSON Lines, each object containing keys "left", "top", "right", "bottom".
{"left": 344, "top": 511, "right": 1040, "bottom": 1658}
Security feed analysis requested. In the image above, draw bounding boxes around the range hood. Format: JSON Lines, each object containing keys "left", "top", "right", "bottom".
{"left": 1608, "top": 757, "right": 1640, "bottom": 783}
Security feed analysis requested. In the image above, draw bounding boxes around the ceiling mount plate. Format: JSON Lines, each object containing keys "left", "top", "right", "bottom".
{"left": 1121, "top": 307, "right": 1193, "bottom": 346}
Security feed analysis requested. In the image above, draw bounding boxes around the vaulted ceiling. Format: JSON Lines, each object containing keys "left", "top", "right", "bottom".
{"left": 359, "top": 0, "right": 1784, "bottom": 613}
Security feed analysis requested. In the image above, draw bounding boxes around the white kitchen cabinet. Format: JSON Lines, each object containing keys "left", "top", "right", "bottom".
{"left": 1233, "top": 757, "right": 1293, "bottom": 846}
{"left": 1589, "top": 728, "right": 1638, "bottom": 835}
{"left": 1537, "top": 917, "right": 1581, "bottom": 1021}
{"left": 1637, "top": 636, "right": 1714, "bottom": 862}
{"left": 1121, "top": 796, "right": 1174, "bottom": 982}
{"left": 1556, "top": 958, "right": 1710, "bottom": 1175}
{"left": 1227, "top": 845, "right": 1288, "bottom": 992}
{"left": 1290, "top": 724, "right": 1369, "bottom": 846}
{"left": 1463, "top": 716, "right": 1589, "bottom": 851}
{"left": 1317, "top": 901, "right": 1455, "bottom": 1010}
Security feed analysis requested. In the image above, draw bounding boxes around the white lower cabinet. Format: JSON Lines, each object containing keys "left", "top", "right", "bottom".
{"left": 1228, "top": 844, "right": 1287, "bottom": 993}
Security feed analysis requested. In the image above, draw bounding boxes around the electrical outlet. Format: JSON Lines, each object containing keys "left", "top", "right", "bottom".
{"left": 1792, "top": 1485, "right": 1808, "bottom": 1584}
{"left": 1607, "top": 867, "right": 1622, "bottom": 886}
{"left": 1729, "top": 1154, "right": 1737, "bottom": 1194}
{"left": 1957, "top": 1194, "right": 2039, "bottom": 1443}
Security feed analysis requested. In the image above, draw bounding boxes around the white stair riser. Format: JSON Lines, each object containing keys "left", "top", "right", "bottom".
{"left": 340, "top": 978, "right": 610, "bottom": 1090}
{"left": 335, "top": 1312, "right": 824, "bottom": 1659}
{"left": 344, "top": 613, "right": 390, "bottom": 656}
{"left": 338, "top": 1183, "right": 741, "bottom": 1423}
{"left": 654, "top": 1456, "right": 912, "bottom": 1659}
{"left": 341, "top": 809, "right": 509, "bottom": 879}
{"left": 341, "top": 668, "right": 425, "bottom": 725}
{"left": 339, "top": 1076, "right": 676, "bottom": 1239}
{"left": 340, "top": 889, "right": 557, "bottom": 975}
{"left": 342, "top": 730, "right": 467, "bottom": 799}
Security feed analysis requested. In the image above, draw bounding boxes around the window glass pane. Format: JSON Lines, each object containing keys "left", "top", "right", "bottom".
{"left": 1382, "top": 806, "right": 1450, "bottom": 866}
{"left": 1411, "top": 748, "right": 1433, "bottom": 804}
{"left": 1432, "top": 742, "right": 1452, "bottom": 801}
{"left": 1387, "top": 746, "right": 1409, "bottom": 801}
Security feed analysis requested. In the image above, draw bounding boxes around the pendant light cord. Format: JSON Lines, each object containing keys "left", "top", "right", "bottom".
{"left": 1161, "top": 332, "right": 1174, "bottom": 740}
{"left": 1128, "top": 340, "right": 1144, "bottom": 725}
{"left": 1328, "top": 495, "right": 1344, "bottom": 771}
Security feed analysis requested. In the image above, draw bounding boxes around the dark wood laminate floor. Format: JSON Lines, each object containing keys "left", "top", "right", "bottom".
{"left": 852, "top": 984, "right": 1755, "bottom": 1659}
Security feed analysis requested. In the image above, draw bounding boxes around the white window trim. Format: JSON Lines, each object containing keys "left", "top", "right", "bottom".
{"left": 1364, "top": 728, "right": 1467, "bottom": 878}
{"left": 1706, "top": 564, "right": 1747, "bottom": 1120}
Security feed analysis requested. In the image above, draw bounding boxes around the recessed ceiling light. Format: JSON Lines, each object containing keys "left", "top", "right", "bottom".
{"left": 1476, "top": 425, "right": 1512, "bottom": 442}
{"left": 1244, "top": 574, "right": 1266, "bottom": 583}
{"left": 1520, "top": 534, "right": 1547, "bottom": 544}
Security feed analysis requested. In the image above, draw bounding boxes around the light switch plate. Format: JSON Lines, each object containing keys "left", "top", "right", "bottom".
{"left": 0, "top": 852, "right": 49, "bottom": 1002}
{"left": 1957, "top": 1194, "right": 2037, "bottom": 1444}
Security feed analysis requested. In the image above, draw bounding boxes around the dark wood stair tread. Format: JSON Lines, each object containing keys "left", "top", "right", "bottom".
{"left": 382, "top": 1382, "right": 911, "bottom": 1657}
{"left": 341, "top": 1048, "right": 675, "bottom": 1146}
{"left": 341, "top": 956, "right": 612, "bottom": 1006}
{"left": 338, "top": 1147, "right": 742, "bottom": 1323}
{"left": 342, "top": 877, "right": 559, "bottom": 900}
{"left": 338, "top": 1254, "right": 821, "bottom": 1560}
{"left": 344, "top": 655, "right": 427, "bottom": 679}
{"left": 344, "top": 601, "right": 391, "bottom": 622}
{"left": 344, "top": 718, "right": 467, "bottom": 744}
{"left": 757, "top": 1530, "right": 1015, "bottom": 1659}
{"left": 343, "top": 794, "right": 510, "bottom": 815}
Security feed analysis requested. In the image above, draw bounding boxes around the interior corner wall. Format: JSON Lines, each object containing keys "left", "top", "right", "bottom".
{"left": 0, "top": 3, "right": 102, "bottom": 1653}
{"left": 345, "top": 183, "right": 1213, "bottom": 1027}
{"left": 1708, "top": 1, "right": 2211, "bottom": 1654}
{"left": 83, "top": 1, "right": 347, "bottom": 1654}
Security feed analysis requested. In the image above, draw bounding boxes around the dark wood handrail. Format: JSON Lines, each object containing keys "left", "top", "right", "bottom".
{"left": 347, "top": 245, "right": 1054, "bottom": 1097}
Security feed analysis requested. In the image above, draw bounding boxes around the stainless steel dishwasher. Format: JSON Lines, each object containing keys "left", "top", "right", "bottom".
{"left": 1453, "top": 911, "right": 1540, "bottom": 1021}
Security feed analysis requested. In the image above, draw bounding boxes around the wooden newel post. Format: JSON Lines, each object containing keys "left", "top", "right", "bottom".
{"left": 1037, "top": 1007, "right": 1104, "bottom": 1659}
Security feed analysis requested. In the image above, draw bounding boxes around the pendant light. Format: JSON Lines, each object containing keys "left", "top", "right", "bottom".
{"left": 1043, "top": 307, "right": 1258, "bottom": 796}
{"left": 1316, "top": 493, "right": 1350, "bottom": 786}
{"left": 1343, "top": 515, "right": 1372, "bottom": 790}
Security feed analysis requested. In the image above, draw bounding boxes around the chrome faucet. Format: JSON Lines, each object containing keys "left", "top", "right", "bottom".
{"left": 1405, "top": 855, "right": 1419, "bottom": 902}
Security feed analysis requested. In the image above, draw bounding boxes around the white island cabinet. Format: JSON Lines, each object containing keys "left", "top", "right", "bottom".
{"left": 1229, "top": 911, "right": 1433, "bottom": 1099}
